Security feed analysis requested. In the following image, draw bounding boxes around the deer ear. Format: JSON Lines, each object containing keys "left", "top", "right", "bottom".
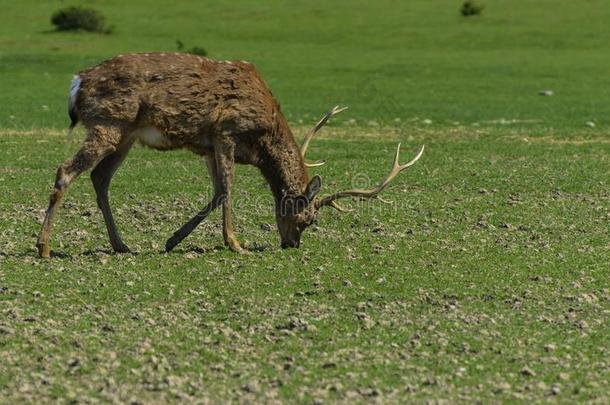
{"left": 305, "top": 175, "right": 322, "bottom": 202}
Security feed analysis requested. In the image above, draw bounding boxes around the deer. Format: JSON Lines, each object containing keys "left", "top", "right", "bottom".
{"left": 36, "top": 52, "right": 424, "bottom": 258}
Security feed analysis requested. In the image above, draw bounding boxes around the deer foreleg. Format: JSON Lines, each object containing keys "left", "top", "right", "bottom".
{"left": 214, "top": 139, "right": 243, "bottom": 253}
{"left": 165, "top": 140, "right": 243, "bottom": 254}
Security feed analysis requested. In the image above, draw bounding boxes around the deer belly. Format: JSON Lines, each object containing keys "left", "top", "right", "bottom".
{"left": 134, "top": 126, "right": 172, "bottom": 149}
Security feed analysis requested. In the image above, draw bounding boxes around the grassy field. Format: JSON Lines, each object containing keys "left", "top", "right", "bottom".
{"left": 1, "top": 128, "right": 608, "bottom": 402}
{"left": 1, "top": 1, "right": 609, "bottom": 403}
{"left": 2, "top": 0, "right": 610, "bottom": 131}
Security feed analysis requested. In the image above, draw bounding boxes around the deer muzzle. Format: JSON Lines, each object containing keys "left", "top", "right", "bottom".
{"left": 281, "top": 239, "right": 300, "bottom": 249}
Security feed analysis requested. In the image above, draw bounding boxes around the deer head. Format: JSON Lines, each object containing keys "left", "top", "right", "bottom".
{"left": 277, "top": 106, "right": 425, "bottom": 248}
{"left": 276, "top": 174, "right": 322, "bottom": 248}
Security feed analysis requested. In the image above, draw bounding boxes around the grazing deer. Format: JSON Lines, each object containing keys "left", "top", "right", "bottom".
{"left": 36, "top": 52, "right": 424, "bottom": 258}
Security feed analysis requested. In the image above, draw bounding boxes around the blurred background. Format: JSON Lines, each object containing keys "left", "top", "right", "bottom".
{"left": 1, "top": 0, "right": 610, "bottom": 132}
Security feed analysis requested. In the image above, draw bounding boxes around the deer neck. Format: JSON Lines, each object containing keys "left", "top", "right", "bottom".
{"left": 259, "top": 126, "right": 309, "bottom": 201}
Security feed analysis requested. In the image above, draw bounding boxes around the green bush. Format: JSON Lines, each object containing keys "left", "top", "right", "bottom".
{"left": 461, "top": 1, "right": 484, "bottom": 16}
{"left": 187, "top": 46, "right": 208, "bottom": 56}
{"left": 51, "top": 6, "right": 111, "bottom": 33}
{"left": 176, "top": 40, "right": 208, "bottom": 56}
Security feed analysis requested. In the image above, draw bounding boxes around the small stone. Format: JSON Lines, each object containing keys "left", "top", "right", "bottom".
{"left": 539, "top": 90, "right": 554, "bottom": 96}
{"left": 355, "top": 312, "right": 375, "bottom": 329}
{"left": 422, "top": 376, "right": 437, "bottom": 386}
{"left": 585, "top": 121, "right": 596, "bottom": 128}
{"left": 241, "top": 380, "right": 260, "bottom": 394}
{"left": 544, "top": 343, "right": 557, "bottom": 352}
{"left": 328, "top": 382, "right": 344, "bottom": 392}
{"left": 493, "top": 382, "right": 511, "bottom": 394}
{"left": 520, "top": 366, "right": 536, "bottom": 377}
{"left": 269, "top": 378, "right": 283, "bottom": 388}
{"left": 358, "top": 388, "right": 379, "bottom": 397}
{"left": 101, "top": 324, "right": 115, "bottom": 333}
{"left": 550, "top": 384, "right": 561, "bottom": 395}
{"left": 260, "top": 223, "right": 272, "bottom": 231}
{"left": 251, "top": 242, "right": 269, "bottom": 252}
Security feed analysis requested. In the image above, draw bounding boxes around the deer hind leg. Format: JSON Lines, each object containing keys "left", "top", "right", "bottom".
{"left": 165, "top": 156, "right": 223, "bottom": 252}
{"left": 90, "top": 139, "right": 134, "bottom": 253}
{"left": 36, "top": 124, "right": 126, "bottom": 258}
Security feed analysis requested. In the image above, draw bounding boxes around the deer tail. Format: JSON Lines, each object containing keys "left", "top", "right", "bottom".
{"left": 67, "top": 75, "right": 81, "bottom": 139}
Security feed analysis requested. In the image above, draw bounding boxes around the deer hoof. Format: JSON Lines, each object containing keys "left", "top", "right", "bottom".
{"left": 113, "top": 244, "right": 131, "bottom": 254}
{"left": 165, "top": 236, "right": 179, "bottom": 252}
{"left": 233, "top": 247, "right": 248, "bottom": 255}
{"left": 226, "top": 238, "right": 245, "bottom": 254}
{"left": 37, "top": 243, "right": 51, "bottom": 259}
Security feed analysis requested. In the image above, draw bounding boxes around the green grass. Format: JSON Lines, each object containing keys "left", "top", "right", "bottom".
{"left": 0, "top": 128, "right": 608, "bottom": 402}
{"left": 0, "top": 0, "right": 609, "bottom": 402}
{"left": 2, "top": 0, "right": 610, "bottom": 130}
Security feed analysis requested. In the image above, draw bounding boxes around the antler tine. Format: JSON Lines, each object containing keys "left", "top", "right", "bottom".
{"left": 378, "top": 143, "right": 425, "bottom": 190}
{"left": 329, "top": 200, "right": 353, "bottom": 213}
{"left": 301, "top": 105, "right": 348, "bottom": 167}
{"left": 305, "top": 161, "right": 326, "bottom": 168}
{"left": 316, "top": 144, "right": 425, "bottom": 209}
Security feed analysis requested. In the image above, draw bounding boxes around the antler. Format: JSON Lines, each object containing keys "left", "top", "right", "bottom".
{"left": 316, "top": 144, "right": 425, "bottom": 209}
{"left": 301, "top": 105, "right": 348, "bottom": 167}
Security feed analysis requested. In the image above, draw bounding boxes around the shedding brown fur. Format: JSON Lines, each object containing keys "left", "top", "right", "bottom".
{"left": 37, "top": 52, "right": 423, "bottom": 258}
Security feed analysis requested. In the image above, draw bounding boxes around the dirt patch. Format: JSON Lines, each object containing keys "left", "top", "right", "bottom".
{"left": 2, "top": 127, "right": 608, "bottom": 146}
{"left": 512, "top": 136, "right": 610, "bottom": 145}
{"left": 0, "top": 129, "right": 67, "bottom": 137}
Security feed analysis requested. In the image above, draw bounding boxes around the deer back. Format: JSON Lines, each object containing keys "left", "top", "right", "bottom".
{"left": 76, "top": 53, "right": 281, "bottom": 155}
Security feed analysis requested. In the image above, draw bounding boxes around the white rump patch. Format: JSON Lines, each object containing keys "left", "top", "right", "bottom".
{"left": 69, "top": 75, "right": 81, "bottom": 108}
{"left": 134, "top": 126, "right": 169, "bottom": 148}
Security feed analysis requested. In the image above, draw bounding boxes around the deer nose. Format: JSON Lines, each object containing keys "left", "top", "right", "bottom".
{"left": 281, "top": 240, "right": 300, "bottom": 249}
